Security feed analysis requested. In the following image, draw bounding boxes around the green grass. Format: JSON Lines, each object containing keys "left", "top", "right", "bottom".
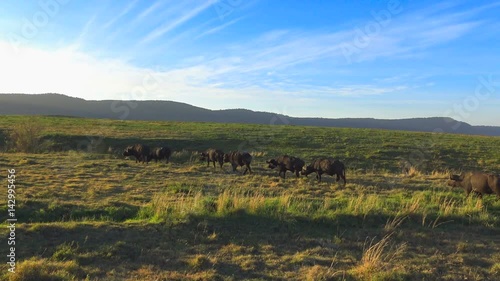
{"left": 0, "top": 115, "right": 499, "bottom": 280}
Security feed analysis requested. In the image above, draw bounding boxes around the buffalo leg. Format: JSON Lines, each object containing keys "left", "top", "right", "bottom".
{"left": 244, "top": 164, "right": 252, "bottom": 174}
{"left": 317, "top": 172, "right": 322, "bottom": 182}
{"left": 295, "top": 170, "right": 300, "bottom": 178}
{"left": 280, "top": 169, "right": 285, "bottom": 179}
{"left": 336, "top": 173, "right": 347, "bottom": 185}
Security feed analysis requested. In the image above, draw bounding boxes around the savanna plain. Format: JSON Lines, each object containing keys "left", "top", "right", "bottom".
{"left": 1, "top": 116, "right": 500, "bottom": 281}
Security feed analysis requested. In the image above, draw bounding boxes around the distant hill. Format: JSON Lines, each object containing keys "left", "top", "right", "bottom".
{"left": 1, "top": 93, "right": 499, "bottom": 136}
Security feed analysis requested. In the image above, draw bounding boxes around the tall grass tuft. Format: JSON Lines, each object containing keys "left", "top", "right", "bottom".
{"left": 438, "top": 197, "right": 457, "bottom": 216}
{"left": 384, "top": 215, "right": 407, "bottom": 232}
{"left": 402, "top": 193, "right": 423, "bottom": 214}
{"left": 406, "top": 166, "right": 422, "bottom": 178}
{"left": 352, "top": 232, "right": 407, "bottom": 279}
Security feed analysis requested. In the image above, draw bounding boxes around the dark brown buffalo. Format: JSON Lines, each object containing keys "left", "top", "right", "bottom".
{"left": 224, "top": 151, "right": 252, "bottom": 174}
{"left": 200, "top": 148, "right": 224, "bottom": 168}
{"left": 301, "top": 158, "right": 346, "bottom": 185}
{"left": 266, "top": 155, "right": 305, "bottom": 179}
{"left": 149, "top": 147, "right": 172, "bottom": 164}
{"left": 123, "top": 144, "right": 150, "bottom": 163}
{"left": 448, "top": 172, "right": 500, "bottom": 199}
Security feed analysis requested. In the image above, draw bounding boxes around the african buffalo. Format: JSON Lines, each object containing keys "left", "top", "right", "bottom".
{"left": 266, "top": 155, "right": 305, "bottom": 179}
{"left": 123, "top": 144, "right": 150, "bottom": 163}
{"left": 149, "top": 147, "right": 172, "bottom": 164}
{"left": 448, "top": 172, "right": 500, "bottom": 199}
{"left": 224, "top": 151, "right": 253, "bottom": 174}
{"left": 301, "top": 158, "right": 346, "bottom": 185}
{"left": 200, "top": 148, "right": 224, "bottom": 168}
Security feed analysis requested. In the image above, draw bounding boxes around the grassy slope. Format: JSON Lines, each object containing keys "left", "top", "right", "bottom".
{"left": 0, "top": 116, "right": 500, "bottom": 280}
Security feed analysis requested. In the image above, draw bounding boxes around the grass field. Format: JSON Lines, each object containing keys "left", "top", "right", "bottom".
{"left": 1, "top": 115, "right": 500, "bottom": 280}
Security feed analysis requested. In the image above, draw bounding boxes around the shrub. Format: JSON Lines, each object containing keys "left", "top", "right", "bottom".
{"left": 7, "top": 118, "right": 44, "bottom": 153}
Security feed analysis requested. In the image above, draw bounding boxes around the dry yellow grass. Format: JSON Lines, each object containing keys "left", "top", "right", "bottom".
{"left": 384, "top": 214, "right": 408, "bottom": 232}
{"left": 1, "top": 148, "right": 499, "bottom": 280}
{"left": 351, "top": 232, "right": 407, "bottom": 279}
{"left": 9, "top": 258, "right": 83, "bottom": 281}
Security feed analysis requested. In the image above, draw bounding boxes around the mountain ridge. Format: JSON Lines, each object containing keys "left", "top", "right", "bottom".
{"left": 1, "top": 93, "right": 499, "bottom": 136}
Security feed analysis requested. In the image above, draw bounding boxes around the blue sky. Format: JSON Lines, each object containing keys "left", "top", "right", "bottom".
{"left": 1, "top": 0, "right": 499, "bottom": 125}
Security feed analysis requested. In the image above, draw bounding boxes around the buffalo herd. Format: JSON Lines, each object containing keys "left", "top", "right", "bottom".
{"left": 123, "top": 144, "right": 171, "bottom": 164}
{"left": 123, "top": 144, "right": 347, "bottom": 185}
{"left": 123, "top": 144, "right": 500, "bottom": 197}
{"left": 123, "top": 144, "right": 150, "bottom": 163}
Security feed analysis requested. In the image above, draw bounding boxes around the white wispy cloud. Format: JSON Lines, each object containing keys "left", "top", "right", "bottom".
{"left": 130, "top": 0, "right": 164, "bottom": 26}
{"left": 102, "top": 0, "right": 139, "bottom": 30}
{"left": 140, "top": 0, "right": 215, "bottom": 44}
{"left": 204, "top": 2, "right": 494, "bottom": 76}
{"left": 327, "top": 85, "right": 408, "bottom": 97}
{"left": 195, "top": 17, "right": 242, "bottom": 39}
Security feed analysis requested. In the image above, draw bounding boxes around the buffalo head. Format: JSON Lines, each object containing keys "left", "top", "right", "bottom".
{"left": 301, "top": 165, "right": 315, "bottom": 176}
{"left": 447, "top": 174, "right": 465, "bottom": 187}
{"left": 266, "top": 159, "right": 278, "bottom": 169}
{"left": 123, "top": 146, "right": 134, "bottom": 157}
{"left": 199, "top": 152, "right": 208, "bottom": 161}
